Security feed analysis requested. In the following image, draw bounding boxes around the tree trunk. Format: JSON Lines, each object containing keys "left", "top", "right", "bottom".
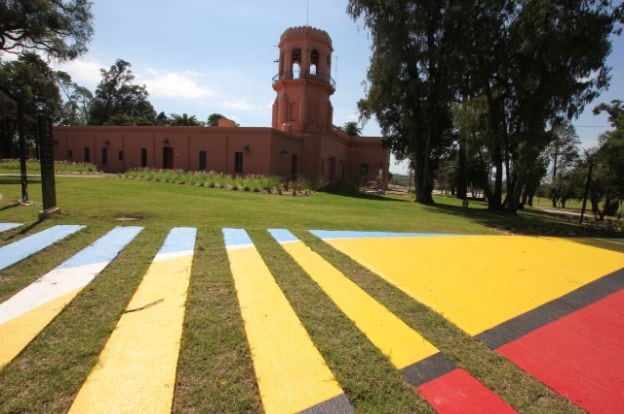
{"left": 456, "top": 136, "right": 467, "bottom": 199}
{"left": 489, "top": 143, "right": 503, "bottom": 210}
{"left": 413, "top": 154, "right": 434, "bottom": 204}
{"left": 17, "top": 103, "right": 28, "bottom": 202}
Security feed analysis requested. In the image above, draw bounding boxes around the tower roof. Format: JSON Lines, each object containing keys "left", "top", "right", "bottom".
{"left": 279, "top": 26, "right": 332, "bottom": 49}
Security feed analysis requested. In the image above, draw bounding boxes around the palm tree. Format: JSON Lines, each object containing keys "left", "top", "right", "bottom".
{"left": 342, "top": 121, "right": 361, "bottom": 136}
{"left": 170, "top": 113, "right": 202, "bottom": 126}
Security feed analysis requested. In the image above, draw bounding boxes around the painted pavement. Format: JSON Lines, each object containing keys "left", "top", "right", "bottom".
{"left": 312, "top": 230, "right": 624, "bottom": 413}
{"left": 1, "top": 223, "right": 622, "bottom": 413}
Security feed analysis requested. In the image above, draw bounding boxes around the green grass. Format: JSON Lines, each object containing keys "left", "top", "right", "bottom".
{"left": 0, "top": 174, "right": 621, "bottom": 413}
{"left": 0, "top": 159, "right": 100, "bottom": 174}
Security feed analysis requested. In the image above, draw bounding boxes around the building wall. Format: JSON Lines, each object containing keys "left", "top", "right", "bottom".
{"left": 53, "top": 126, "right": 302, "bottom": 177}
{"left": 348, "top": 136, "right": 391, "bottom": 186}
{"left": 53, "top": 125, "right": 389, "bottom": 187}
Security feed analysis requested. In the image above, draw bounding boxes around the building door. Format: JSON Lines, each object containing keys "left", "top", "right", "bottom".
{"left": 234, "top": 151, "right": 244, "bottom": 174}
{"left": 328, "top": 157, "right": 336, "bottom": 181}
{"left": 199, "top": 151, "right": 207, "bottom": 171}
{"left": 291, "top": 155, "right": 298, "bottom": 179}
{"left": 163, "top": 147, "right": 174, "bottom": 169}
{"left": 140, "top": 148, "right": 148, "bottom": 167}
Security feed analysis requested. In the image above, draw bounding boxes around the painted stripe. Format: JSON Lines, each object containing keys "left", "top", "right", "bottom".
{"left": 270, "top": 229, "right": 515, "bottom": 413}
{"left": 498, "top": 288, "right": 624, "bottom": 414}
{"left": 478, "top": 268, "right": 624, "bottom": 348}
{"left": 0, "top": 226, "right": 142, "bottom": 368}
{"left": 269, "top": 229, "right": 439, "bottom": 369}
{"left": 0, "top": 225, "right": 85, "bottom": 271}
{"left": 314, "top": 234, "right": 623, "bottom": 336}
{"left": 69, "top": 227, "right": 196, "bottom": 414}
{"left": 223, "top": 228, "right": 352, "bottom": 414}
{"left": 417, "top": 368, "right": 517, "bottom": 414}
{"left": 223, "top": 227, "right": 254, "bottom": 250}
{"left": 309, "top": 230, "right": 454, "bottom": 240}
{"left": 0, "top": 223, "right": 22, "bottom": 233}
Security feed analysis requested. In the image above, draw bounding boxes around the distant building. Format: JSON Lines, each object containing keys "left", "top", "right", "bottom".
{"left": 53, "top": 26, "right": 390, "bottom": 187}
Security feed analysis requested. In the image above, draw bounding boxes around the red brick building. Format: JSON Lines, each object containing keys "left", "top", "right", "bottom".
{"left": 53, "top": 26, "right": 389, "bottom": 187}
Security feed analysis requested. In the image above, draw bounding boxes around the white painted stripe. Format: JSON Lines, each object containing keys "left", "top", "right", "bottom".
{"left": 153, "top": 249, "right": 194, "bottom": 262}
{"left": 0, "top": 226, "right": 142, "bottom": 325}
{"left": 224, "top": 243, "right": 254, "bottom": 251}
{"left": 0, "top": 262, "right": 106, "bottom": 324}
{"left": 0, "top": 223, "right": 22, "bottom": 233}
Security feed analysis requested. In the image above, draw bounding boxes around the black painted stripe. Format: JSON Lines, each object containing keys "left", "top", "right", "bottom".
{"left": 400, "top": 352, "right": 457, "bottom": 387}
{"left": 299, "top": 393, "right": 355, "bottom": 414}
{"left": 477, "top": 268, "right": 624, "bottom": 349}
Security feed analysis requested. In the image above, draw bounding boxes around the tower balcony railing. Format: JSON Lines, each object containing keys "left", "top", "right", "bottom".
{"left": 272, "top": 70, "right": 336, "bottom": 88}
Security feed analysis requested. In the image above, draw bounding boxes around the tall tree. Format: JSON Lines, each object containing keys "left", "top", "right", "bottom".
{"left": 169, "top": 113, "right": 202, "bottom": 126}
{"left": 0, "top": 53, "right": 62, "bottom": 200}
{"left": 0, "top": 0, "right": 93, "bottom": 60}
{"left": 348, "top": 0, "right": 464, "bottom": 203}
{"left": 89, "top": 59, "right": 156, "bottom": 125}
{"left": 56, "top": 71, "right": 92, "bottom": 125}
{"left": 207, "top": 113, "right": 226, "bottom": 126}
{"left": 592, "top": 100, "right": 624, "bottom": 216}
{"left": 501, "top": 0, "right": 617, "bottom": 213}
{"left": 341, "top": 121, "right": 362, "bottom": 136}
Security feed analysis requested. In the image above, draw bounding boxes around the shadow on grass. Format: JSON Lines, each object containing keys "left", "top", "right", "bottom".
{"left": 425, "top": 202, "right": 623, "bottom": 238}
{"left": 0, "top": 202, "right": 21, "bottom": 212}
{"left": 0, "top": 176, "right": 41, "bottom": 185}
{"left": 318, "top": 187, "right": 410, "bottom": 203}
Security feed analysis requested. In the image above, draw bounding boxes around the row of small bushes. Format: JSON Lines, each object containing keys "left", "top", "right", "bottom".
{"left": 119, "top": 168, "right": 312, "bottom": 195}
{"left": 0, "top": 159, "right": 99, "bottom": 174}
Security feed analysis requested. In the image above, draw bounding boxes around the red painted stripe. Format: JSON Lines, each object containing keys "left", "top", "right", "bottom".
{"left": 417, "top": 368, "right": 516, "bottom": 414}
{"left": 498, "top": 289, "right": 624, "bottom": 414}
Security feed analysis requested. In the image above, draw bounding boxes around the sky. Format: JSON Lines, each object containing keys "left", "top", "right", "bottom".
{"left": 53, "top": 0, "right": 623, "bottom": 174}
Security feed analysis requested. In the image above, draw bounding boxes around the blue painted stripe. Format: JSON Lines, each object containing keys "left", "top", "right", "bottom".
{"left": 309, "top": 230, "right": 454, "bottom": 240}
{"left": 57, "top": 226, "right": 143, "bottom": 269}
{"left": 157, "top": 227, "right": 197, "bottom": 256}
{"left": 0, "top": 225, "right": 85, "bottom": 271}
{"left": 268, "top": 229, "right": 299, "bottom": 244}
{"left": 0, "top": 223, "right": 22, "bottom": 233}
{"left": 222, "top": 228, "right": 253, "bottom": 249}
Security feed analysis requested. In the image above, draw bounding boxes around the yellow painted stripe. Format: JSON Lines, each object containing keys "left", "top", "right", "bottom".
{"left": 322, "top": 235, "right": 624, "bottom": 336}
{"left": 0, "top": 288, "right": 82, "bottom": 368}
{"left": 226, "top": 245, "right": 345, "bottom": 414}
{"left": 278, "top": 238, "right": 438, "bottom": 369}
{"left": 70, "top": 240, "right": 194, "bottom": 413}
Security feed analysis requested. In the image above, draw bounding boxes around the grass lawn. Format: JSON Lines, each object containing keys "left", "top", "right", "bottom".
{"left": 0, "top": 173, "right": 622, "bottom": 413}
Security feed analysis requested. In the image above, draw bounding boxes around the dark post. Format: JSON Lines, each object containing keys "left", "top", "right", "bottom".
{"left": 17, "top": 103, "right": 29, "bottom": 202}
{"left": 38, "top": 115, "right": 59, "bottom": 217}
{"left": 579, "top": 157, "right": 593, "bottom": 225}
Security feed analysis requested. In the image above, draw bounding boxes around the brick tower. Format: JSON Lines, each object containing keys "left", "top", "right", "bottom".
{"left": 272, "top": 26, "right": 335, "bottom": 135}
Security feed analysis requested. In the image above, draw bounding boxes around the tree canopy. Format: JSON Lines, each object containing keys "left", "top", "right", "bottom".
{"left": 348, "top": 0, "right": 622, "bottom": 211}
{"left": 207, "top": 113, "right": 226, "bottom": 127}
{"left": 0, "top": 0, "right": 93, "bottom": 60}
{"left": 342, "top": 121, "right": 362, "bottom": 136}
{"left": 89, "top": 59, "right": 156, "bottom": 125}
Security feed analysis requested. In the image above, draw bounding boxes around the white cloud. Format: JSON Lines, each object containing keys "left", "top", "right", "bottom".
{"left": 54, "top": 58, "right": 104, "bottom": 89}
{"left": 223, "top": 100, "right": 254, "bottom": 110}
{"left": 140, "top": 70, "right": 215, "bottom": 99}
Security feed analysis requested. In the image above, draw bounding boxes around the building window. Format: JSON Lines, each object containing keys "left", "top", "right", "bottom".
{"left": 361, "top": 163, "right": 369, "bottom": 180}
{"left": 199, "top": 150, "right": 207, "bottom": 171}
{"left": 234, "top": 151, "right": 243, "bottom": 174}
{"left": 68, "top": 150, "right": 73, "bottom": 160}
{"left": 101, "top": 148, "right": 108, "bottom": 165}
{"left": 310, "top": 49, "right": 319, "bottom": 75}
{"left": 291, "top": 48, "right": 301, "bottom": 79}
{"left": 118, "top": 150, "right": 124, "bottom": 161}
{"left": 140, "top": 148, "right": 148, "bottom": 167}
{"left": 84, "top": 147, "right": 90, "bottom": 163}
